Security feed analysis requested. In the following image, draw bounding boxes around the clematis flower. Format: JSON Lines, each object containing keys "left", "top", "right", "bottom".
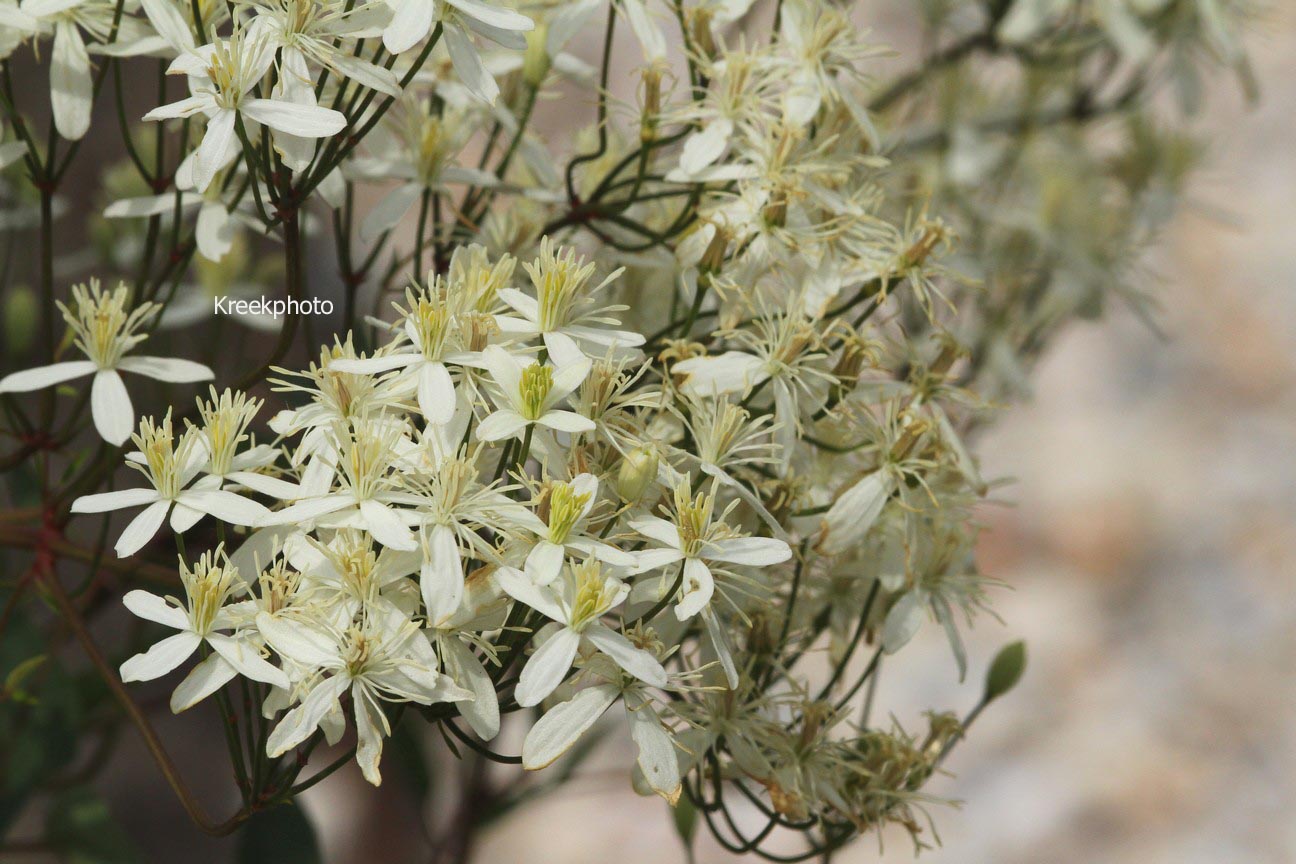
{"left": 381, "top": 0, "right": 534, "bottom": 104}
{"left": 0, "top": 280, "right": 213, "bottom": 445}
{"left": 513, "top": 473, "right": 634, "bottom": 585}
{"left": 495, "top": 560, "right": 665, "bottom": 707}
{"left": 629, "top": 483, "right": 792, "bottom": 687}
{"left": 475, "top": 345, "right": 594, "bottom": 442}
{"left": 119, "top": 548, "right": 289, "bottom": 711}
{"left": 70, "top": 412, "right": 271, "bottom": 557}
{"left": 259, "top": 604, "right": 472, "bottom": 785}
{"left": 143, "top": 27, "right": 346, "bottom": 191}
{"left": 522, "top": 654, "right": 680, "bottom": 803}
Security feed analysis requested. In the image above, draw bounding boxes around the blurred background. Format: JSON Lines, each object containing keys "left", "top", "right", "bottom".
{"left": 5, "top": 1, "right": 1294, "bottom": 862}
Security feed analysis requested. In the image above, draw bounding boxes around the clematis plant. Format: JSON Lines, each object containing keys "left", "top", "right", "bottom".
{"left": 0, "top": 0, "right": 1258, "bottom": 859}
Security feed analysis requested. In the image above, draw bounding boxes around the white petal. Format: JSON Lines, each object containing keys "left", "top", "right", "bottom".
{"left": 475, "top": 410, "right": 528, "bottom": 442}
{"left": 679, "top": 118, "right": 733, "bottom": 175}
{"left": 122, "top": 589, "right": 189, "bottom": 630}
{"left": 115, "top": 499, "right": 171, "bottom": 557}
{"left": 117, "top": 355, "right": 217, "bottom": 383}
{"left": 703, "top": 607, "right": 739, "bottom": 689}
{"left": 267, "top": 675, "right": 350, "bottom": 757}
{"left": 494, "top": 565, "right": 565, "bottom": 622}
{"left": 443, "top": 638, "right": 499, "bottom": 740}
{"left": 584, "top": 624, "right": 666, "bottom": 688}
{"left": 51, "top": 21, "right": 92, "bottom": 140}
{"left": 882, "top": 591, "right": 925, "bottom": 654}
{"left": 513, "top": 626, "right": 580, "bottom": 708}
{"left": 360, "top": 182, "right": 421, "bottom": 241}
{"left": 242, "top": 99, "right": 346, "bottom": 137}
{"left": 705, "top": 536, "right": 792, "bottom": 567}
{"left": 71, "top": 487, "right": 160, "bottom": 513}
{"left": 91, "top": 370, "right": 134, "bottom": 446}
{"left": 445, "top": 0, "right": 533, "bottom": 31}
{"left": 421, "top": 524, "right": 464, "bottom": 625}
{"left": 169, "top": 501, "right": 205, "bottom": 533}
{"left": 192, "top": 109, "right": 239, "bottom": 192}
{"left": 382, "top": 0, "right": 434, "bottom": 54}
{"left": 360, "top": 499, "right": 417, "bottom": 550}
{"left": 353, "top": 686, "right": 387, "bottom": 785}
{"left": 444, "top": 24, "right": 499, "bottom": 104}
{"left": 524, "top": 540, "right": 564, "bottom": 586}
{"left": 179, "top": 489, "right": 270, "bottom": 526}
{"left": 256, "top": 611, "right": 337, "bottom": 668}
{"left": 674, "top": 558, "right": 713, "bottom": 620}
{"left": 194, "top": 202, "right": 236, "bottom": 261}
{"left": 119, "top": 631, "right": 201, "bottom": 682}
{"left": 673, "top": 351, "right": 767, "bottom": 397}
{"left": 628, "top": 702, "right": 681, "bottom": 803}
{"left": 169, "top": 652, "right": 237, "bottom": 712}
{"left": 417, "top": 363, "right": 456, "bottom": 426}
{"left": 208, "top": 633, "right": 290, "bottom": 688}
{"left": 0, "top": 360, "right": 95, "bottom": 392}
{"left": 521, "top": 684, "right": 618, "bottom": 770}
{"left": 537, "top": 410, "right": 594, "bottom": 434}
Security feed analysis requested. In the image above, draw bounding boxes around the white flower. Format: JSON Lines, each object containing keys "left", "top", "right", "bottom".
{"left": 496, "top": 560, "right": 665, "bottom": 707}
{"left": 0, "top": 280, "right": 213, "bottom": 445}
{"left": 381, "top": 0, "right": 533, "bottom": 104}
{"left": 259, "top": 604, "right": 471, "bottom": 785}
{"left": 70, "top": 412, "right": 271, "bottom": 557}
{"left": 260, "top": 421, "right": 422, "bottom": 551}
{"left": 513, "top": 473, "right": 634, "bottom": 585}
{"left": 119, "top": 548, "right": 289, "bottom": 711}
{"left": 475, "top": 345, "right": 594, "bottom": 442}
{"left": 495, "top": 239, "right": 644, "bottom": 360}
{"left": 20, "top": 0, "right": 115, "bottom": 140}
{"left": 629, "top": 484, "right": 791, "bottom": 688}
{"left": 144, "top": 27, "right": 346, "bottom": 191}
{"left": 521, "top": 654, "right": 680, "bottom": 803}
{"left": 630, "top": 484, "right": 792, "bottom": 621}
{"left": 329, "top": 285, "right": 478, "bottom": 425}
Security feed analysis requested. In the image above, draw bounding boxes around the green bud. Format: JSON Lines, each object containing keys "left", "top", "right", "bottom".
{"left": 614, "top": 446, "right": 658, "bottom": 503}
{"left": 3, "top": 286, "right": 38, "bottom": 357}
{"left": 983, "top": 640, "right": 1026, "bottom": 704}
{"left": 522, "top": 23, "right": 551, "bottom": 89}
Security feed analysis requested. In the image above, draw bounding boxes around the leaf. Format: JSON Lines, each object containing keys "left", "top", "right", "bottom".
{"left": 237, "top": 802, "right": 322, "bottom": 864}
{"left": 3, "top": 654, "right": 47, "bottom": 703}
{"left": 46, "top": 787, "right": 142, "bottom": 864}
{"left": 671, "top": 793, "right": 698, "bottom": 860}
{"left": 983, "top": 640, "right": 1027, "bottom": 704}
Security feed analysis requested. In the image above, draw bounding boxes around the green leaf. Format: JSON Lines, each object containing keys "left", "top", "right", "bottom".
{"left": 46, "top": 787, "right": 142, "bottom": 864}
{"left": 237, "top": 802, "right": 322, "bottom": 864}
{"left": 3, "top": 654, "right": 47, "bottom": 703}
{"left": 983, "top": 640, "right": 1027, "bottom": 704}
{"left": 671, "top": 794, "right": 698, "bottom": 858}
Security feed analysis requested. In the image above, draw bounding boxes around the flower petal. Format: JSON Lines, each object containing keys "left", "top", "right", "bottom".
{"left": 122, "top": 589, "right": 189, "bottom": 630}
{"left": 115, "top": 499, "right": 171, "bottom": 557}
{"left": 513, "top": 626, "right": 580, "bottom": 708}
{"left": 584, "top": 624, "right": 666, "bottom": 688}
{"left": 0, "top": 360, "right": 95, "bottom": 392}
{"left": 91, "top": 369, "right": 134, "bottom": 446}
{"left": 521, "top": 683, "right": 618, "bottom": 770}
{"left": 119, "top": 631, "right": 201, "bottom": 682}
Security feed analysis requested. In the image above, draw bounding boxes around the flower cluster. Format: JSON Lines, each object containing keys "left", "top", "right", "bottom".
{"left": 0, "top": 0, "right": 1255, "bottom": 856}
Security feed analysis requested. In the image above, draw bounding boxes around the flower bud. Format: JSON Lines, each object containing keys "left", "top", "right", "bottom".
{"left": 614, "top": 446, "right": 658, "bottom": 503}
{"left": 3, "top": 286, "right": 37, "bottom": 357}
{"left": 640, "top": 64, "right": 663, "bottom": 143}
{"left": 523, "top": 23, "right": 551, "bottom": 89}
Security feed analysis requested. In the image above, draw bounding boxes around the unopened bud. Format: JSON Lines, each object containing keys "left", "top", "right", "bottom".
{"left": 640, "top": 65, "right": 663, "bottom": 143}
{"left": 614, "top": 446, "right": 659, "bottom": 503}
{"left": 523, "top": 23, "right": 552, "bottom": 89}
{"left": 699, "top": 227, "right": 729, "bottom": 274}
{"left": 688, "top": 8, "right": 717, "bottom": 60}
{"left": 3, "top": 286, "right": 37, "bottom": 357}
